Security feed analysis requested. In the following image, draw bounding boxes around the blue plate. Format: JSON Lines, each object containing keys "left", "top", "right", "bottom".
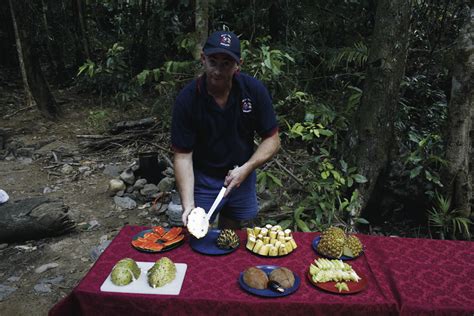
{"left": 131, "top": 229, "right": 184, "bottom": 253}
{"left": 189, "top": 229, "right": 239, "bottom": 256}
{"left": 239, "top": 265, "right": 300, "bottom": 297}
{"left": 312, "top": 236, "right": 363, "bottom": 260}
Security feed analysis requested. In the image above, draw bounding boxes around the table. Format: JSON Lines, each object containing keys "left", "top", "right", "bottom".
{"left": 49, "top": 225, "right": 474, "bottom": 316}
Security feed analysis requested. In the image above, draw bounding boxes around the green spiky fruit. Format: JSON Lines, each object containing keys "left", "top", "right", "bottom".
{"left": 216, "top": 229, "right": 240, "bottom": 249}
{"left": 147, "top": 257, "right": 177, "bottom": 288}
{"left": 343, "top": 235, "right": 363, "bottom": 258}
{"left": 317, "top": 226, "right": 346, "bottom": 258}
{"left": 111, "top": 258, "right": 141, "bottom": 286}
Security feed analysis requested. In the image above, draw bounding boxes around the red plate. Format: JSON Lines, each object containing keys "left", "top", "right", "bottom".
{"left": 307, "top": 270, "right": 367, "bottom": 294}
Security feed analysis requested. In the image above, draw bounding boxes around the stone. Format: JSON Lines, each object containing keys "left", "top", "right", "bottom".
{"left": 33, "top": 283, "right": 51, "bottom": 293}
{"left": 113, "top": 196, "right": 137, "bottom": 210}
{"left": 120, "top": 169, "right": 135, "bottom": 185}
{"left": 90, "top": 240, "right": 111, "bottom": 261}
{"left": 61, "top": 164, "right": 74, "bottom": 174}
{"left": 102, "top": 165, "right": 122, "bottom": 177}
{"left": 133, "top": 178, "right": 147, "bottom": 190}
{"left": 157, "top": 177, "right": 175, "bottom": 192}
{"left": 35, "top": 262, "right": 59, "bottom": 274}
{"left": 0, "top": 243, "right": 8, "bottom": 250}
{"left": 108, "top": 179, "right": 126, "bottom": 196}
{"left": 78, "top": 166, "right": 91, "bottom": 173}
{"left": 140, "top": 184, "right": 159, "bottom": 197}
{"left": 0, "top": 284, "right": 17, "bottom": 301}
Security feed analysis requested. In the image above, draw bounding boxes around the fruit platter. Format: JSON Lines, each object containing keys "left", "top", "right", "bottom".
{"left": 131, "top": 226, "right": 185, "bottom": 252}
{"left": 190, "top": 229, "right": 240, "bottom": 255}
{"left": 307, "top": 258, "right": 367, "bottom": 294}
{"left": 313, "top": 226, "right": 364, "bottom": 260}
{"left": 101, "top": 257, "right": 187, "bottom": 295}
{"left": 239, "top": 265, "right": 300, "bottom": 297}
{"left": 245, "top": 224, "right": 298, "bottom": 257}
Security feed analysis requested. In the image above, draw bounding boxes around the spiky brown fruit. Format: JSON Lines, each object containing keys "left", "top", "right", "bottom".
{"left": 343, "top": 235, "right": 363, "bottom": 258}
{"left": 317, "top": 226, "right": 347, "bottom": 258}
{"left": 216, "top": 229, "right": 239, "bottom": 249}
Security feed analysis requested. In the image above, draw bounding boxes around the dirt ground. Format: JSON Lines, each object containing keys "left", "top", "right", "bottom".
{"left": 0, "top": 85, "right": 170, "bottom": 315}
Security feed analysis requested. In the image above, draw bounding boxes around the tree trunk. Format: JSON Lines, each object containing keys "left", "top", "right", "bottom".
{"left": 0, "top": 197, "right": 75, "bottom": 243}
{"left": 42, "top": 0, "right": 68, "bottom": 83}
{"left": 194, "top": 0, "right": 209, "bottom": 60}
{"left": 8, "top": 0, "right": 34, "bottom": 107}
{"left": 76, "top": 0, "right": 90, "bottom": 59}
{"left": 9, "top": 0, "right": 62, "bottom": 120}
{"left": 350, "top": 0, "right": 412, "bottom": 217}
{"left": 443, "top": 5, "right": 473, "bottom": 218}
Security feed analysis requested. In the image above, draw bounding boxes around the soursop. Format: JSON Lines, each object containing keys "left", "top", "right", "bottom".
{"left": 111, "top": 258, "right": 141, "bottom": 286}
{"left": 147, "top": 257, "right": 177, "bottom": 288}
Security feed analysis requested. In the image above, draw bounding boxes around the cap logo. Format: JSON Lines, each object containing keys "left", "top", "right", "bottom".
{"left": 219, "top": 34, "right": 232, "bottom": 47}
{"left": 242, "top": 98, "right": 252, "bottom": 113}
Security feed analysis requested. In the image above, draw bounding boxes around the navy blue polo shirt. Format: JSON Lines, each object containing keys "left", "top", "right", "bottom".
{"left": 171, "top": 72, "right": 278, "bottom": 178}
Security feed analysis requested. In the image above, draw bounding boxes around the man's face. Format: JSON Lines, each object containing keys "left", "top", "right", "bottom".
{"left": 202, "top": 53, "right": 239, "bottom": 89}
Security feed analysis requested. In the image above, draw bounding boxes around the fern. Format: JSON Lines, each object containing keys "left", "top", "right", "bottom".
{"left": 327, "top": 41, "right": 368, "bottom": 71}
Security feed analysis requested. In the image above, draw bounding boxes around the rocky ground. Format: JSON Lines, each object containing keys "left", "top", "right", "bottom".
{"left": 0, "top": 85, "right": 177, "bottom": 315}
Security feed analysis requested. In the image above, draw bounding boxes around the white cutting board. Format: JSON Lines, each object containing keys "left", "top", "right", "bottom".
{"left": 100, "top": 262, "right": 187, "bottom": 295}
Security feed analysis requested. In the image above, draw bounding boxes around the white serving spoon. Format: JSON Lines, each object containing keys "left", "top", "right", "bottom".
{"left": 187, "top": 186, "right": 227, "bottom": 239}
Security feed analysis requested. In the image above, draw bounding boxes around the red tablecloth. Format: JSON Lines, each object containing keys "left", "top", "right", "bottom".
{"left": 49, "top": 225, "right": 474, "bottom": 316}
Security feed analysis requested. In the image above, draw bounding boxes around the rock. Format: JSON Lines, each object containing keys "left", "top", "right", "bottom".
{"left": 88, "top": 219, "right": 100, "bottom": 230}
{"left": 33, "top": 283, "right": 51, "bottom": 293}
{"left": 0, "top": 243, "right": 8, "bottom": 250}
{"left": 0, "top": 284, "right": 17, "bottom": 301}
{"left": 120, "top": 169, "right": 135, "bottom": 185}
{"left": 108, "top": 179, "right": 126, "bottom": 196}
{"left": 35, "top": 262, "right": 59, "bottom": 274}
{"left": 40, "top": 275, "right": 64, "bottom": 285}
{"left": 78, "top": 166, "right": 91, "bottom": 173}
{"left": 163, "top": 167, "right": 174, "bottom": 177}
{"left": 133, "top": 178, "right": 147, "bottom": 190}
{"left": 157, "top": 177, "right": 175, "bottom": 192}
{"left": 7, "top": 276, "right": 20, "bottom": 282}
{"left": 125, "top": 186, "right": 134, "bottom": 193}
{"left": 113, "top": 196, "right": 137, "bottom": 210}
{"left": 43, "top": 187, "right": 53, "bottom": 194}
{"left": 102, "top": 165, "right": 122, "bottom": 177}
{"left": 140, "top": 184, "right": 159, "bottom": 197}
{"left": 61, "top": 164, "right": 74, "bottom": 174}
{"left": 90, "top": 240, "right": 111, "bottom": 261}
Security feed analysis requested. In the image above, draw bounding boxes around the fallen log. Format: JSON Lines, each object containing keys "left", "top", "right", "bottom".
{"left": 109, "top": 117, "right": 156, "bottom": 135}
{"left": 0, "top": 197, "right": 75, "bottom": 243}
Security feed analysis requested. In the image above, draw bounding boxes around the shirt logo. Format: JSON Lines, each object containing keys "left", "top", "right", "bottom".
{"left": 242, "top": 98, "right": 252, "bottom": 113}
{"left": 220, "top": 34, "right": 232, "bottom": 47}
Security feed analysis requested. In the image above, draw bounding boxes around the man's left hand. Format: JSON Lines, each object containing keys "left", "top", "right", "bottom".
{"left": 224, "top": 165, "right": 249, "bottom": 196}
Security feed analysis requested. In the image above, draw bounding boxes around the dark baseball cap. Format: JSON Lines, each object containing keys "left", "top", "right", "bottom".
{"left": 203, "top": 31, "right": 241, "bottom": 63}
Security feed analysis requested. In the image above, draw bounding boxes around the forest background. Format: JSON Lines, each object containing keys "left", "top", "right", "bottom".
{"left": 1, "top": 0, "right": 473, "bottom": 241}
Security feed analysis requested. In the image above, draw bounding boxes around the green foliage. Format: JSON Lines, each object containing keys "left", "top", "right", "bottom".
{"left": 241, "top": 36, "right": 294, "bottom": 82}
{"left": 86, "top": 110, "right": 112, "bottom": 132}
{"left": 77, "top": 43, "right": 139, "bottom": 105}
{"left": 401, "top": 131, "right": 446, "bottom": 198}
{"left": 427, "top": 192, "right": 472, "bottom": 240}
{"left": 256, "top": 170, "right": 283, "bottom": 194}
{"left": 326, "top": 41, "right": 368, "bottom": 71}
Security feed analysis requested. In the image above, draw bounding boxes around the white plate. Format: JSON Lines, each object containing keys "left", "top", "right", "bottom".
{"left": 100, "top": 262, "right": 187, "bottom": 295}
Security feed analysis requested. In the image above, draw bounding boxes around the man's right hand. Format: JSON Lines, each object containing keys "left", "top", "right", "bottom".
{"left": 182, "top": 207, "right": 193, "bottom": 226}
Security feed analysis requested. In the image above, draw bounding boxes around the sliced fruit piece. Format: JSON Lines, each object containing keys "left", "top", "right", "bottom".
{"left": 152, "top": 226, "right": 166, "bottom": 237}
{"left": 162, "top": 234, "right": 184, "bottom": 247}
{"left": 161, "top": 227, "right": 183, "bottom": 241}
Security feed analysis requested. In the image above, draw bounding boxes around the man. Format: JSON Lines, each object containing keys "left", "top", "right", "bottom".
{"left": 171, "top": 30, "right": 280, "bottom": 229}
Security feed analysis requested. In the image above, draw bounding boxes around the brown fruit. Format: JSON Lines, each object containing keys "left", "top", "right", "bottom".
{"left": 269, "top": 267, "right": 295, "bottom": 288}
{"left": 242, "top": 267, "right": 269, "bottom": 289}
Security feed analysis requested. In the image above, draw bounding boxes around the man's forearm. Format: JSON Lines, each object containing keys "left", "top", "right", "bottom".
{"left": 244, "top": 132, "right": 281, "bottom": 171}
{"left": 173, "top": 152, "right": 195, "bottom": 211}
